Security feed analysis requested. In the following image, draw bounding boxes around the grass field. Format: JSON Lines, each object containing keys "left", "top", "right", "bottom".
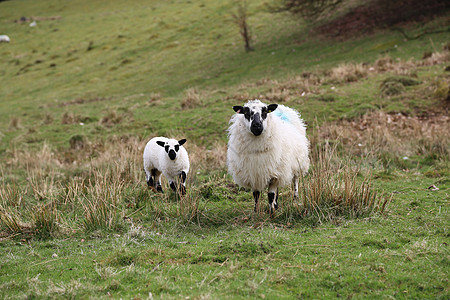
{"left": 0, "top": 0, "right": 449, "bottom": 298}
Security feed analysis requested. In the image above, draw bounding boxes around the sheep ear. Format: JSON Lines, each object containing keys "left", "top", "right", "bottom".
{"left": 233, "top": 106, "right": 244, "bottom": 114}
{"left": 267, "top": 104, "right": 278, "bottom": 113}
{"left": 156, "top": 141, "right": 165, "bottom": 147}
{"left": 178, "top": 139, "right": 186, "bottom": 146}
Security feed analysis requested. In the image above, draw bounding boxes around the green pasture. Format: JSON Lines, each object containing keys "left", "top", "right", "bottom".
{"left": 0, "top": 0, "right": 449, "bottom": 298}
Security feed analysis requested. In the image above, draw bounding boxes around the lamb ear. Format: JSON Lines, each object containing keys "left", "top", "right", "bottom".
{"left": 267, "top": 104, "right": 278, "bottom": 113}
{"left": 178, "top": 139, "right": 187, "bottom": 146}
{"left": 156, "top": 141, "right": 165, "bottom": 147}
{"left": 233, "top": 106, "right": 244, "bottom": 114}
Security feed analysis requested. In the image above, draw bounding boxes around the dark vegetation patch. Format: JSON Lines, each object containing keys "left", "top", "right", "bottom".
{"left": 317, "top": 0, "right": 450, "bottom": 39}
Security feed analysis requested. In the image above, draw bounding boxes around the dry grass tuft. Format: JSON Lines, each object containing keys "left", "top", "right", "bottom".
{"left": 187, "top": 141, "right": 227, "bottom": 175}
{"left": 315, "top": 111, "right": 450, "bottom": 164}
{"left": 328, "top": 63, "right": 368, "bottom": 83}
{"left": 42, "top": 113, "right": 54, "bottom": 125}
{"left": 280, "top": 144, "right": 389, "bottom": 223}
{"left": 31, "top": 202, "right": 59, "bottom": 238}
{"left": 61, "top": 111, "right": 80, "bottom": 124}
{"left": 99, "top": 109, "right": 124, "bottom": 127}
{"left": 146, "top": 92, "right": 162, "bottom": 106}
{"left": 9, "top": 116, "right": 21, "bottom": 130}
{"left": 181, "top": 87, "right": 202, "bottom": 110}
{"left": 0, "top": 206, "right": 29, "bottom": 234}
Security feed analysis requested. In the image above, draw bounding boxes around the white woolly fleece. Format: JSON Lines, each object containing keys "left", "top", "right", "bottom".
{"left": 143, "top": 137, "right": 190, "bottom": 183}
{"left": 227, "top": 101, "right": 309, "bottom": 192}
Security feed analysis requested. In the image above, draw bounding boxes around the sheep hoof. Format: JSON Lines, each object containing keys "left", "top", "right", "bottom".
{"left": 156, "top": 185, "right": 163, "bottom": 193}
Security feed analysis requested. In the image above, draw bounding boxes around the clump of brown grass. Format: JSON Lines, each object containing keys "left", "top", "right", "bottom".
{"left": 181, "top": 88, "right": 202, "bottom": 110}
{"left": 328, "top": 63, "right": 368, "bottom": 83}
{"left": 146, "top": 92, "right": 162, "bottom": 106}
{"left": 61, "top": 111, "right": 80, "bottom": 124}
{"left": 280, "top": 144, "right": 390, "bottom": 223}
{"left": 9, "top": 116, "right": 21, "bottom": 130}
{"left": 42, "top": 113, "right": 53, "bottom": 125}
{"left": 31, "top": 202, "right": 59, "bottom": 238}
{"left": 418, "top": 51, "right": 450, "bottom": 67}
{"left": 81, "top": 170, "right": 126, "bottom": 232}
{"left": 187, "top": 141, "right": 227, "bottom": 175}
{"left": 260, "top": 87, "right": 291, "bottom": 102}
{"left": 99, "top": 109, "right": 123, "bottom": 127}
{"left": 315, "top": 111, "right": 450, "bottom": 165}
{"left": 0, "top": 206, "right": 29, "bottom": 235}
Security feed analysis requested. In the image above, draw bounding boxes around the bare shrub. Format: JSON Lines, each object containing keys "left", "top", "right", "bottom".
{"left": 232, "top": 0, "right": 253, "bottom": 52}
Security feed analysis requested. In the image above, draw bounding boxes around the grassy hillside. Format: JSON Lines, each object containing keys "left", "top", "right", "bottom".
{"left": 0, "top": 0, "right": 449, "bottom": 298}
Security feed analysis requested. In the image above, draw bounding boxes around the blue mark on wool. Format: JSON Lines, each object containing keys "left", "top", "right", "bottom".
{"left": 274, "top": 110, "right": 290, "bottom": 123}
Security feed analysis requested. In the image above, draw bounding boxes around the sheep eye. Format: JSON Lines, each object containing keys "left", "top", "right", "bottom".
{"left": 243, "top": 108, "right": 251, "bottom": 121}
{"left": 175, "top": 145, "right": 179, "bottom": 152}
{"left": 165, "top": 146, "right": 169, "bottom": 152}
{"left": 261, "top": 108, "right": 268, "bottom": 119}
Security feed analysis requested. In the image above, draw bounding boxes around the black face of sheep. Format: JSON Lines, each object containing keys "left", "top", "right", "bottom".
{"left": 156, "top": 139, "right": 186, "bottom": 161}
{"left": 233, "top": 103, "right": 278, "bottom": 136}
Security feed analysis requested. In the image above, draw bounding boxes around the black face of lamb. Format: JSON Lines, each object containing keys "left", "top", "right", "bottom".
{"left": 157, "top": 141, "right": 183, "bottom": 161}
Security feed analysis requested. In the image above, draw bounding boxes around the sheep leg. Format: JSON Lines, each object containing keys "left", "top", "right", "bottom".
{"left": 268, "top": 180, "right": 279, "bottom": 214}
{"left": 253, "top": 191, "right": 260, "bottom": 212}
{"left": 146, "top": 168, "right": 158, "bottom": 191}
{"left": 155, "top": 171, "right": 163, "bottom": 192}
{"left": 169, "top": 180, "right": 176, "bottom": 192}
{"left": 293, "top": 175, "right": 299, "bottom": 199}
{"left": 179, "top": 171, "right": 187, "bottom": 195}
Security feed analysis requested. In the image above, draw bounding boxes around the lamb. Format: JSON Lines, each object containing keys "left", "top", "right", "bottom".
{"left": 0, "top": 35, "right": 10, "bottom": 43}
{"left": 143, "top": 137, "right": 189, "bottom": 195}
{"left": 227, "top": 99, "right": 310, "bottom": 213}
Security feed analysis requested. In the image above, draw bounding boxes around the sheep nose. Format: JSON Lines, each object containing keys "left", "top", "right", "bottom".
{"left": 168, "top": 150, "right": 176, "bottom": 160}
{"left": 250, "top": 122, "right": 263, "bottom": 136}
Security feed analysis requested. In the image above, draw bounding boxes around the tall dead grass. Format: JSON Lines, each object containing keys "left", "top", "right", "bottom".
{"left": 316, "top": 111, "right": 450, "bottom": 166}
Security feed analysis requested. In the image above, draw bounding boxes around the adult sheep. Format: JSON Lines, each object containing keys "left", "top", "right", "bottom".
{"left": 143, "top": 137, "right": 189, "bottom": 195}
{"left": 227, "top": 99, "right": 309, "bottom": 213}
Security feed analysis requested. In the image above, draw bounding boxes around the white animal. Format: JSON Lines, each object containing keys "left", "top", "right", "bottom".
{"left": 227, "top": 99, "right": 310, "bottom": 213}
{"left": 0, "top": 35, "right": 10, "bottom": 43}
{"left": 143, "top": 137, "right": 189, "bottom": 195}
